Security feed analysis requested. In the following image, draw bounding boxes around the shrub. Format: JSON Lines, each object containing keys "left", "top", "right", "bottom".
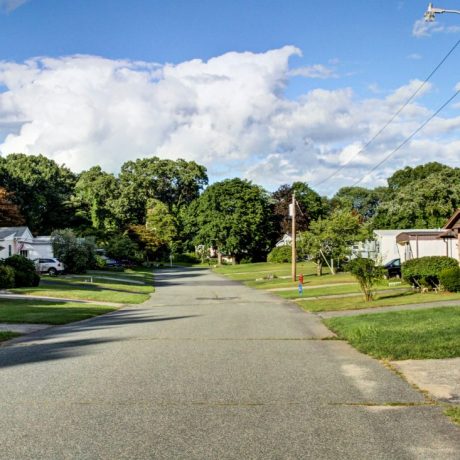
{"left": 0, "top": 265, "right": 15, "bottom": 289}
{"left": 402, "top": 256, "right": 458, "bottom": 289}
{"left": 52, "top": 229, "right": 96, "bottom": 273}
{"left": 439, "top": 266, "right": 460, "bottom": 292}
{"left": 105, "top": 235, "right": 139, "bottom": 262}
{"left": 174, "top": 253, "right": 200, "bottom": 264}
{"left": 3, "top": 255, "right": 40, "bottom": 287}
{"left": 267, "top": 246, "right": 291, "bottom": 263}
{"left": 347, "top": 257, "right": 384, "bottom": 301}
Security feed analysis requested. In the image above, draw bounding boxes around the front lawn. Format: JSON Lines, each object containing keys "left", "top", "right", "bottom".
{"left": 297, "top": 290, "right": 460, "bottom": 312}
{"left": 324, "top": 307, "right": 460, "bottom": 360}
{"left": 0, "top": 331, "right": 21, "bottom": 342}
{"left": 0, "top": 299, "right": 117, "bottom": 325}
{"left": 11, "top": 269, "right": 154, "bottom": 304}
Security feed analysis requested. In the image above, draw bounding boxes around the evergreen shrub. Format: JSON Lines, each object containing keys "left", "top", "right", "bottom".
{"left": 439, "top": 266, "right": 460, "bottom": 292}
{"left": 402, "top": 256, "right": 458, "bottom": 288}
{"left": 267, "top": 246, "right": 291, "bottom": 263}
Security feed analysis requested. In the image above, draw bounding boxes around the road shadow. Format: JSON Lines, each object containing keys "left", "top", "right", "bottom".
{"left": 0, "top": 311, "right": 198, "bottom": 369}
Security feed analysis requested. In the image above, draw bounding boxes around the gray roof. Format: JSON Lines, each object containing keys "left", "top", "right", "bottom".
{"left": 0, "top": 226, "right": 30, "bottom": 240}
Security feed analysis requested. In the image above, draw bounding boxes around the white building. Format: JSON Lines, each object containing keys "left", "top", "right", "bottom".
{"left": 0, "top": 227, "right": 53, "bottom": 260}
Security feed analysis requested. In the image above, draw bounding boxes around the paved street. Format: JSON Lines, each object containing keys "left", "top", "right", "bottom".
{"left": 0, "top": 267, "right": 458, "bottom": 459}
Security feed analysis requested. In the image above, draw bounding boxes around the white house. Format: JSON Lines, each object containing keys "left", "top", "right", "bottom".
{"left": 0, "top": 227, "right": 54, "bottom": 260}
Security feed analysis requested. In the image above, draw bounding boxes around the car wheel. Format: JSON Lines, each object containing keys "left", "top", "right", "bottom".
{"left": 48, "top": 267, "right": 57, "bottom": 276}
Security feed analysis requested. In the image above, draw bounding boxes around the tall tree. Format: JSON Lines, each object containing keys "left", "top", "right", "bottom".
{"left": 118, "top": 157, "right": 208, "bottom": 225}
{"left": 272, "top": 182, "right": 326, "bottom": 236}
{"left": 331, "top": 186, "right": 384, "bottom": 220}
{"left": 0, "top": 154, "right": 76, "bottom": 233}
{"left": 185, "top": 178, "right": 276, "bottom": 263}
{"left": 0, "top": 187, "right": 25, "bottom": 226}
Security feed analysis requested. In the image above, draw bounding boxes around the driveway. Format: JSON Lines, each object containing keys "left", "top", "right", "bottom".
{"left": 0, "top": 267, "right": 458, "bottom": 459}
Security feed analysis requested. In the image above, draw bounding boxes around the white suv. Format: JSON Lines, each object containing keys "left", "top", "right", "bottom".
{"left": 34, "top": 258, "right": 65, "bottom": 275}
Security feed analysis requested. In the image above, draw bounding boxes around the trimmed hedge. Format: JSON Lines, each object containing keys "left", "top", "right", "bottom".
{"left": 3, "top": 255, "right": 40, "bottom": 288}
{"left": 439, "top": 267, "right": 460, "bottom": 292}
{"left": 402, "top": 256, "right": 458, "bottom": 288}
{"left": 267, "top": 246, "right": 292, "bottom": 263}
{"left": 0, "top": 265, "right": 15, "bottom": 289}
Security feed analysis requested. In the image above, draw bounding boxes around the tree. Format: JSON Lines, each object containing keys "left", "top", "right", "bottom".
{"left": 105, "top": 235, "right": 140, "bottom": 262}
{"left": 387, "top": 162, "right": 451, "bottom": 191}
{"left": 373, "top": 168, "right": 460, "bottom": 229}
{"left": 331, "top": 186, "right": 384, "bottom": 220}
{"left": 185, "top": 178, "right": 276, "bottom": 263}
{"left": 298, "top": 210, "right": 362, "bottom": 276}
{"left": 272, "top": 182, "right": 326, "bottom": 236}
{"left": 51, "top": 229, "right": 96, "bottom": 273}
{"left": 0, "top": 154, "right": 76, "bottom": 233}
{"left": 72, "top": 166, "right": 121, "bottom": 233}
{"left": 347, "top": 257, "right": 384, "bottom": 301}
{"left": 117, "top": 157, "right": 208, "bottom": 225}
{"left": 0, "top": 187, "right": 25, "bottom": 226}
{"left": 128, "top": 199, "right": 177, "bottom": 260}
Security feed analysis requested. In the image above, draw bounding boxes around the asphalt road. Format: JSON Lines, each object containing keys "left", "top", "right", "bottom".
{"left": 0, "top": 267, "right": 458, "bottom": 459}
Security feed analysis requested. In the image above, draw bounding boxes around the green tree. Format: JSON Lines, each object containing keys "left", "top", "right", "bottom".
{"left": 105, "top": 234, "right": 140, "bottom": 262}
{"left": 373, "top": 168, "right": 460, "bottom": 229}
{"left": 0, "top": 154, "right": 76, "bottom": 233}
{"left": 332, "top": 186, "right": 384, "bottom": 220}
{"left": 51, "top": 229, "right": 96, "bottom": 273}
{"left": 298, "top": 210, "right": 362, "bottom": 276}
{"left": 72, "top": 166, "right": 121, "bottom": 233}
{"left": 117, "top": 157, "right": 208, "bottom": 225}
{"left": 272, "top": 182, "right": 326, "bottom": 236}
{"left": 0, "top": 187, "right": 25, "bottom": 226}
{"left": 185, "top": 178, "right": 276, "bottom": 263}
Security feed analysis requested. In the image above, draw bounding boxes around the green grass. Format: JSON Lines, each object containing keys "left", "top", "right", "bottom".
{"left": 0, "top": 299, "right": 117, "bottom": 324}
{"left": 324, "top": 307, "right": 460, "bottom": 360}
{"left": 297, "top": 290, "right": 460, "bottom": 312}
{"left": 0, "top": 331, "right": 21, "bottom": 342}
{"left": 11, "top": 269, "right": 154, "bottom": 304}
{"left": 444, "top": 407, "right": 460, "bottom": 425}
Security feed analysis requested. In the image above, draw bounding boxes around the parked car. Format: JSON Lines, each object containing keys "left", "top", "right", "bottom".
{"left": 34, "top": 258, "right": 65, "bottom": 276}
{"left": 383, "top": 258, "right": 401, "bottom": 278}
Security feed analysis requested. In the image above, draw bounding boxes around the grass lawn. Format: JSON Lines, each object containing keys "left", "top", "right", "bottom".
{"left": 324, "top": 307, "right": 460, "bottom": 360}
{"left": 0, "top": 299, "right": 117, "bottom": 324}
{"left": 11, "top": 268, "right": 154, "bottom": 304}
{"left": 444, "top": 407, "right": 460, "bottom": 425}
{"left": 0, "top": 331, "right": 21, "bottom": 342}
{"left": 297, "top": 290, "right": 460, "bottom": 312}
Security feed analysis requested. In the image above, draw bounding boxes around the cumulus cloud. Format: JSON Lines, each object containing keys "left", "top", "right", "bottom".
{"left": 0, "top": 0, "right": 29, "bottom": 13}
{"left": 288, "top": 64, "right": 338, "bottom": 79}
{"left": 413, "top": 18, "right": 460, "bottom": 38}
{"left": 0, "top": 47, "right": 459, "bottom": 195}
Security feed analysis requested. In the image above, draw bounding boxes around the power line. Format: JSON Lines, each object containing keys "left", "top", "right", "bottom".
{"left": 312, "top": 37, "right": 460, "bottom": 188}
{"left": 351, "top": 87, "right": 460, "bottom": 187}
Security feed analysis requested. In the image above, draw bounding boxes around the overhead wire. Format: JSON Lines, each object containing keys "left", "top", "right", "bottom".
{"left": 351, "top": 87, "right": 460, "bottom": 186}
{"left": 312, "top": 37, "right": 460, "bottom": 188}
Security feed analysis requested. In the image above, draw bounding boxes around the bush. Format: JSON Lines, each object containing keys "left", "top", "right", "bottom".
{"left": 3, "top": 255, "right": 40, "bottom": 287}
{"left": 402, "top": 256, "right": 458, "bottom": 289}
{"left": 52, "top": 229, "right": 96, "bottom": 273}
{"left": 105, "top": 235, "right": 139, "bottom": 262}
{"left": 0, "top": 265, "right": 15, "bottom": 289}
{"left": 267, "top": 246, "right": 291, "bottom": 263}
{"left": 439, "top": 266, "right": 460, "bottom": 292}
{"left": 174, "top": 253, "right": 201, "bottom": 264}
{"left": 347, "top": 257, "right": 384, "bottom": 301}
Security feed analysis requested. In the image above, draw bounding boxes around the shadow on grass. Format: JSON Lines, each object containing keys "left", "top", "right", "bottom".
{"left": 0, "top": 310, "right": 198, "bottom": 369}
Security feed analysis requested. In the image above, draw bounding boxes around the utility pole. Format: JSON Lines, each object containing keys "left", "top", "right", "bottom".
{"left": 291, "top": 192, "right": 296, "bottom": 282}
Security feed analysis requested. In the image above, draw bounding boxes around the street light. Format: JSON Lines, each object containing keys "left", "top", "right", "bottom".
{"left": 425, "top": 2, "right": 460, "bottom": 21}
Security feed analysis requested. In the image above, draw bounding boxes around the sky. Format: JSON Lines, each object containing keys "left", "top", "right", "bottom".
{"left": 0, "top": 0, "right": 460, "bottom": 196}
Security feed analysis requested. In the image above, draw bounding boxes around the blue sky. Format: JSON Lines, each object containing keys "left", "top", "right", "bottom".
{"left": 1, "top": 0, "right": 460, "bottom": 194}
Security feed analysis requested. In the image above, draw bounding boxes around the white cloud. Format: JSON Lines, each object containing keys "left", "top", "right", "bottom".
{"left": 413, "top": 18, "right": 460, "bottom": 38}
{"left": 0, "top": 0, "right": 29, "bottom": 13}
{"left": 0, "top": 47, "right": 459, "bottom": 195}
{"left": 407, "top": 53, "right": 422, "bottom": 60}
{"left": 288, "top": 64, "right": 338, "bottom": 79}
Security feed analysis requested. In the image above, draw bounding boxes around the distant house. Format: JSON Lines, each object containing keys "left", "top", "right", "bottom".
{"left": 0, "top": 227, "right": 54, "bottom": 260}
{"left": 275, "top": 233, "right": 293, "bottom": 247}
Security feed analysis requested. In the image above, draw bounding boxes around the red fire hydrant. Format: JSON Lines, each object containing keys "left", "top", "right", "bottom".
{"left": 299, "top": 274, "right": 304, "bottom": 284}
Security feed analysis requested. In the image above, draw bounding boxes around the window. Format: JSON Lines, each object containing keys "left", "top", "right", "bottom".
{"left": 20, "top": 250, "right": 28, "bottom": 258}
{"left": 8, "top": 245, "right": 11, "bottom": 257}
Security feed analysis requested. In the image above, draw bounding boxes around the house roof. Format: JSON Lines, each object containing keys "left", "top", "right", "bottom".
{"left": 443, "top": 209, "right": 460, "bottom": 230}
{"left": 374, "top": 229, "right": 440, "bottom": 237}
{"left": 396, "top": 231, "right": 450, "bottom": 244}
{"left": 0, "top": 226, "right": 30, "bottom": 240}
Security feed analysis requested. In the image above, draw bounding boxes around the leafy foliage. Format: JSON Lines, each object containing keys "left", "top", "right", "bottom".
{"left": 347, "top": 257, "right": 384, "bottom": 301}
{"left": 298, "top": 210, "right": 362, "bottom": 275}
{"left": 0, "top": 264, "right": 15, "bottom": 289}
{"left": 105, "top": 234, "right": 140, "bottom": 261}
{"left": 402, "top": 256, "right": 458, "bottom": 288}
{"left": 51, "top": 229, "right": 96, "bottom": 273}
{"left": 0, "top": 187, "right": 25, "bottom": 226}
{"left": 3, "top": 255, "right": 40, "bottom": 287}
{"left": 185, "top": 178, "right": 276, "bottom": 262}
{"left": 439, "top": 267, "right": 460, "bottom": 292}
{"left": 267, "top": 246, "right": 292, "bottom": 263}
{"left": 331, "top": 186, "right": 383, "bottom": 220}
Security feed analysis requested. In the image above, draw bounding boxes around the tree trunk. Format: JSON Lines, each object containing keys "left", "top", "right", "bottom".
{"left": 217, "top": 252, "right": 222, "bottom": 265}
{"left": 316, "top": 260, "right": 323, "bottom": 276}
